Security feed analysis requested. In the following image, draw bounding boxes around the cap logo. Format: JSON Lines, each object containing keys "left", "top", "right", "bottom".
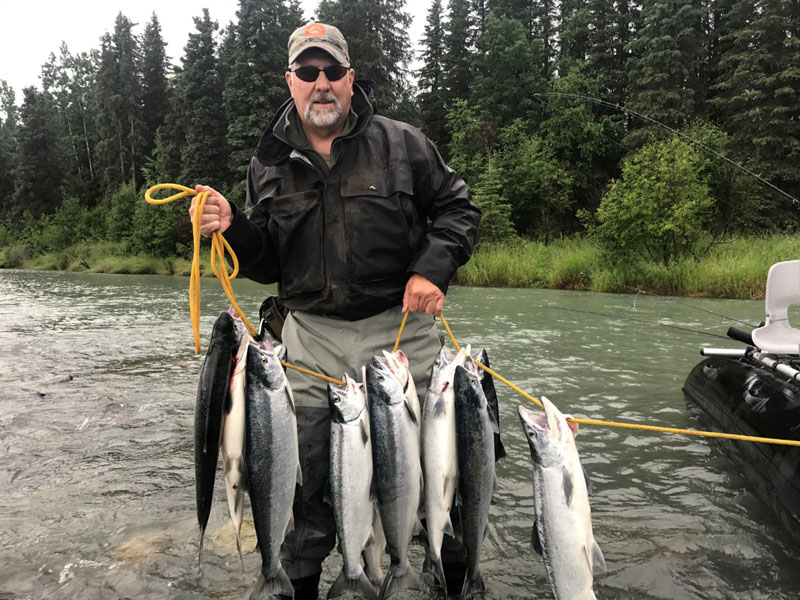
{"left": 304, "top": 24, "right": 326, "bottom": 37}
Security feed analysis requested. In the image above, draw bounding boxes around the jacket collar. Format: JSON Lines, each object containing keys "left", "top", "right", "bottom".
{"left": 254, "top": 81, "right": 376, "bottom": 167}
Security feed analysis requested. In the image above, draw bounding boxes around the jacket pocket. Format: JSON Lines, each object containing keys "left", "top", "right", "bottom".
{"left": 266, "top": 190, "right": 325, "bottom": 296}
{"left": 341, "top": 164, "right": 417, "bottom": 283}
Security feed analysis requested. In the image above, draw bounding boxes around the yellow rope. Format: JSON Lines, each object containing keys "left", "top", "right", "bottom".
{"left": 145, "top": 184, "right": 256, "bottom": 354}
{"left": 393, "top": 311, "right": 410, "bottom": 353}
{"left": 438, "top": 313, "right": 800, "bottom": 448}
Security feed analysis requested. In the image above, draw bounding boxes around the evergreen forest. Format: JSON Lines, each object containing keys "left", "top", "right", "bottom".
{"left": 0, "top": 0, "right": 799, "bottom": 296}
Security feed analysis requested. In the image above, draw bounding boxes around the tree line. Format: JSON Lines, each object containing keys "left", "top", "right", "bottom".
{"left": 0, "top": 0, "right": 798, "bottom": 267}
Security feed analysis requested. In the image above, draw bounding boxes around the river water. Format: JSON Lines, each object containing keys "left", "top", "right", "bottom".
{"left": 0, "top": 269, "right": 798, "bottom": 600}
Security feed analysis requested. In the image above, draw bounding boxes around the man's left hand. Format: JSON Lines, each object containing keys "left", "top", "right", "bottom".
{"left": 402, "top": 274, "right": 445, "bottom": 315}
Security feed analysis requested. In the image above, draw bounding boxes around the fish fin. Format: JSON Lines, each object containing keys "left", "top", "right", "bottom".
{"left": 429, "top": 553, "right": 448, "bottom": 596}
{"left": 328, "top": 569, "right": 378, "bottom": 600}
{"left": 531, "top": 521, "right": 543, "bottom": 556}
{"left": 286, "top": 512, "right": 295, "bottom": 536}
{"left": 323, "top": 482, "right": 331, "bottom": 506}
{"left": 494, "top": 436, "right": 507, "bottom": 461}
{"left": 444, "top": 474, "right": 458, "bottom": 509}
{"left": 248, "top": 567, "right": 294, "bottom": 599}
{"left": 460, "top": 568, "right": 485, "bottom": 600}
{"left": 361, "top": 419, "right": 369, "bottom": 446}
{"left": 583, "top": 464, "right": 595, "bottom": 496}
{"left": 563, "top": 466, "right": 574, "bottom": 507}
{"left": 412, "top": 518, "right": 425, "bottom": 538}
{"left": 486, "top": 403, "right": 500, "bottom": 435}
{"left": 589, "top": 540, "right": 607, "bottom": 575}
{"left": 197, "top": 523, "right": 206, "bottom": 565}
{"left": 404, "top": 398, "right": 419, "bottom": 424}
{"left": 433, "top": 396, "right": 447, "bottom": 417}
{"left": 443, "top": 515, "right": 455, "bottom": 538}
{"left": 235, "top": 532, "right": 244, "bottom": 573}
{"left": 296, "top": 461, "right": 304, "bottom": 487}
{"left": 379, "top": 563, "right": 420, "bottom": 599}
{"left": 565, "top": 415, "right": 580, "bottom": 437}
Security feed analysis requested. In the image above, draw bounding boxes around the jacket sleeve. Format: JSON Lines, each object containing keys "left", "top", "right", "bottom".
{"left": 406, "top": 134, "right": 481, "bottom": 294}
{"left": 221, "top": 157, "right": 280, "bottom": 285}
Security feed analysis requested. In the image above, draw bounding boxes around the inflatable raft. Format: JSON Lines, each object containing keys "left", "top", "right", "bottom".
{"left": 683, "top": 260, "right": 800, "bottom": 538}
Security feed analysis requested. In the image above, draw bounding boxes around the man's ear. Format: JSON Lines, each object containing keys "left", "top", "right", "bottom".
{"left": 285, "top": 70, "right": 293, "bottom": 91}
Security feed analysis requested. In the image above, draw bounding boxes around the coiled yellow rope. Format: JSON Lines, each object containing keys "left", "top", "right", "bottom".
{"left": 438, "top": 314, "right": 800, "bottom": 447}
{"left": 146, "top": 183, "right": 344, "bottom": 385}
{"left": 145, "top": 184, "right": 256, "bottom": 354}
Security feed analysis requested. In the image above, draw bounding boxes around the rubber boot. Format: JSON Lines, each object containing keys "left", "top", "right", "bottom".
{"left": 279, "top": 572, "right": 321, "bottom": 600}
{"left": 443, "top": 562, "right": 466, "bottom": 598}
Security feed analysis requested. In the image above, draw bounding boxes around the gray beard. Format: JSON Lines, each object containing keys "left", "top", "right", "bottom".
{"left": 305, "top": 98, "right": 343, "bottom": 128}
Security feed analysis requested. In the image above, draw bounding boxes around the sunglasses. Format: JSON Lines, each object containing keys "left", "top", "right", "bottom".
{"left": 290, "top": 65, "right": 350, "bottom": 83}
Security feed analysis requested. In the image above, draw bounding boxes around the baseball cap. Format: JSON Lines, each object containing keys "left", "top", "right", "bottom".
{"left": 288, "top": 23, "right": 350, "bottom": 67}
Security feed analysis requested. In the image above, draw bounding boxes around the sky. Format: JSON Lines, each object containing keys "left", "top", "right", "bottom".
{"left": 1, "top": 0, "right": 428, "bottom": 99}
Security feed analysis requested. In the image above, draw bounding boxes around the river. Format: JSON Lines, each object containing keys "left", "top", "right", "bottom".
{"left": 0, "top": 269, "right": 798, "bottom": 599}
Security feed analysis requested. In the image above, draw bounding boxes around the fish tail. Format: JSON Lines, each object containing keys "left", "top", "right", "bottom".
{"left": 459, "top": 568, "right": 485, "bottom": 600}
{"left": 327, "top": 568, "right": 378, "bottom": 599}
{"left": 235, "top": 532, "right": 244, "bottom": 574}
{"left": 378, "top": 563, "right": 420, "bottom": 600}
{"left": 248, "top": 567, "right": 295, "bottom": 599}
{"left": 428, "top": 553, "right": 448, "bottom": 597}
{"left": 197, "top": 524, "right": 206, "bottom": 565}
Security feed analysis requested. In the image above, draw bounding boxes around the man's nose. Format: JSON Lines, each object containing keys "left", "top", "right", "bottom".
{"left": 314, "top": 72, "right": 332, "bottom": 90}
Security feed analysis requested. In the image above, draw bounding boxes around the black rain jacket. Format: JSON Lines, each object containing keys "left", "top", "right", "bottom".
{"left": 224, "top": 82, "right": 480, "bottom": 321}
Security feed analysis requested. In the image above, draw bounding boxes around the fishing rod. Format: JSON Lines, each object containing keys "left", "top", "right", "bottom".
{"left": 630, "top": 290, "right": 759, "bottom": 329}
{"left": 542, "top": 304, "right": 732, "bottom": 340}
{"left": 532, "top": 92, "right": 799, "bottom": 207}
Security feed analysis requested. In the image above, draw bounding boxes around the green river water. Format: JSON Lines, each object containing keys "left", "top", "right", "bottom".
{"left": 0, "top": 269, "right": 798, "bottom": 599}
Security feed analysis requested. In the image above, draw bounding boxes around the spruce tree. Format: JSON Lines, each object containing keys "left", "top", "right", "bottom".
{"left": 140, "top": 13, "right": 170, "bottom": 161}
{"left": 441, "top": 0, "right": 474, "bottom": 109}
{"left": 12, "top": 87, "right": 65, "bottom": 217}
{"left": 558, "top": 0, "right": 590, "bottom": 72}
{"left": 625, "top": 0, "right": 705, "bottom": 145}
{"left": 530, "top": 0, "right": 558, "bottom": 79}
{"left": 180, "top": 9, "right": 230, "bottom": 190}
{"left": 40, "top": 44, "right": 98, "bottom": 202}
{"left": 316, "top": 0, "right": 414, "bottom": 118}
{"left": 710, "top": 0, "right": 800, "bottom": 212}
{"left": 0, "top": 81, "right": 18, "bottom": 214}
{"left": 223, "top": 0, "right": 304, "bottom": 188}
{"left": 94, "top": 14, "right": 146, "bottom": 193}
{"left": 417, "top": 0, "right": 448, "bottom": 147}
{"left": 470, "top": 14, "right": 543, "bottom": 128}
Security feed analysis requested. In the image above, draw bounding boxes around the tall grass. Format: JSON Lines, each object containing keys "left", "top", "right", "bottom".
{"left": 455, "top": 234, "right": 800, "bottom": 299}
{"left": 4, "top": 234, "right": 800, "bottom": 299}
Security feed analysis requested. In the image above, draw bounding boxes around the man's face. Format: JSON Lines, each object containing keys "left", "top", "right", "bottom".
{"left": 286, "top": 52, "right": 354, "bottom": 134}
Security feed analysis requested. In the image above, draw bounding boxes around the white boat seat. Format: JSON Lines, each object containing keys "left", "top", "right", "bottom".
{"left": 752, "top": 260, "right": 800, "bottom": 355}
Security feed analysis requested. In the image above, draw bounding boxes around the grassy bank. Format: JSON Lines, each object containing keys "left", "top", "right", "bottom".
{"left": 453, "top": 235, "right": 800, "bottom": 299}
{"left": 0, "top": 240, "right": 200, "bottom": 277}
{"left": 2, "top": 235, "right": 799, "bottom": 299}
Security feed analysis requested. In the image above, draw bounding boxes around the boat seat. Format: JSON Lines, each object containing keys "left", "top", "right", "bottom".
{"left": 752, "top": 260, "right": 800, "bottom": 355}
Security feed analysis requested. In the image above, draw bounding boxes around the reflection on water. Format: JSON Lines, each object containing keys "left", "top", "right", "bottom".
{"left": 1, "top": 270, "right": 798, "bottom": 599}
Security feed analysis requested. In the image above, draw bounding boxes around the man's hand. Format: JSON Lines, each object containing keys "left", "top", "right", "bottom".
{"left": 189, "top": 185, "right": 233, "bottom": 237}
{"left": 402, "top": 274, "right": 445, "bottom": 315}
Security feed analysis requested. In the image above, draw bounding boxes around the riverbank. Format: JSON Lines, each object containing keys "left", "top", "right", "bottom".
{"left": 454, "top": 235, "right": 800, "bottom": 298}
{"left": 2, "top": 235, "right": 798, "bottom": 299}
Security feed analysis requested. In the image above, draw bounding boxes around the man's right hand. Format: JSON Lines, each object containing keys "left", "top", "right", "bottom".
{"left": 189, "top": 185, "right": 233, "bottom": 237}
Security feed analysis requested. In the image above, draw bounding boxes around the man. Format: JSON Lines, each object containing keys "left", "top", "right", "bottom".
{"left": 190, "top": 22, "right": 480, "bottom": 599}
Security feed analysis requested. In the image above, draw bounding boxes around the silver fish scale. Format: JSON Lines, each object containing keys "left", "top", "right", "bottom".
{"left": 454, "top": 363, "right": 496, "bottom": 595}
{"left": 521, "top": 400, "right": 603, "bottom": 600}
{"left": 245, "top": 344, "right": 299, "bottom": 581}
{"left": 329, "top": 381, "right": 374, "bottom": 583}
{"left": 367, "top": 363, "right": 421, "bottom": 573}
